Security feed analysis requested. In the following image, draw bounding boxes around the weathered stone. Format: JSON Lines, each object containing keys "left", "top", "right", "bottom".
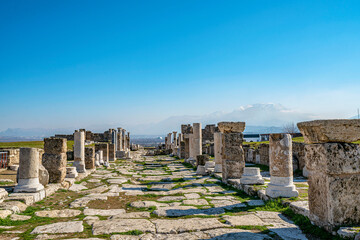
{"left": 109, "top": 212, "right": 150, "bottom": 219}
{"left": 91, "top": 219, "right": 155, "bottom": 235}
{"left": 35, "top": 209, "right": 81, "bottom": 218}
{"left": 38, "top": 164, "right": 49, "bottom": 186}
{"left": 10, "top": 214, "right": 31, "bottom": 221}
{"left": 69, "top": 184, "right": 88, "bottom": 191}
{"left": 153, "top": 206, "right": 224, "bottom": 217}
{"left": 0, "top": 188, "right": 8, "bottom": 203}
{"left": 158, "top": 196, "right": 185, "bottom": 202}
{"left": 130, "top": 201, "right": 168, "bottom": 208}
{"left": 66, "top": 167, "right": 78, "bottom": 178}
{"left": 305, "top": 142, "right": 360, "bottom": 229}
{"left": 44, "top": 138, "right": 67, "bottom": 155}
{"left": 85, "top": 147, "right": 95, "bottom": 169}
{"left": 15, "top": 148, "right": 45, "bottom": 193}
{"left": 42, "top": 153, "right": 67, "bottom": 183}
{"left": 74, "top": 131, "right": 86, "bottom": 173}
{"left": 182, "top": 199, "right": 208, "bottom": 205}
{"left": 109, "top": 143, "right": 116, "bottom": 161}
{"left": 0, "top": 210, "right": 12, "bottom": 219}
{"left": 192, "top": 123, "right": 202, "bottom": 159}
{"left": 221, "top": 132, "right": 245, "bottom": 181}
{"left": 218, "top": 122, "right": 245, "bottom": 133}
{"left": 152, "top": 218, "right": 227, "bottom": 233}
{"left": 223, "top": 214, "right": 266, "bottom": 226}
{"left": 297, "top": 119, "right": 360, "bottom": 144}
{"left": 84, "top": 208, "right": 126, "bottom": 216}
{"left": 240, "top": 167, "right": 264, "bottom": 185}
{"left": 204, "top": 228, "right": 271, "bottom": 240}
{"left": 31, "top": 221, "right": 84, "bottom": 234}
{"left": 0, "top": 200, "right": 27, "bottom": 212}
{"left": 184, "top": 193, "right": 201, "bottom": 199}
{"left": 246, "top": 200, "right": 265, "bottom": 206}
{"left": 266, "top": 134, "right": 298, "bottom": 198}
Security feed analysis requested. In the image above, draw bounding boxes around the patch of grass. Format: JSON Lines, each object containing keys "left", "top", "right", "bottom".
{"left": 250, "top": 198, "right": 288, "bottom": 212}
{"left": 282, "top": 208, "right": 343, "bottom": 240}
{"left": 116, "top": 229, "right": 144, "bottom": 235}
{"left": 0, "top": 140, "right": 75, "bottom": 150}
{"left": 233, "top": 225, "right": 270, "bottom": 233}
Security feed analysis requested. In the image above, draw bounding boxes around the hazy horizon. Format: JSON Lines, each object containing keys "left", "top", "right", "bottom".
{"left": 1, "top": 1, "right": 359, "bottom": 133}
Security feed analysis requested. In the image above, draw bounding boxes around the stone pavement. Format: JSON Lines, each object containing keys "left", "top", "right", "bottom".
{"left": 0, "top": 150, "right": 309, "bottom": 239}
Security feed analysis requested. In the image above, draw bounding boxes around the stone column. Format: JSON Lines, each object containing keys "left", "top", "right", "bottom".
{"left": 214, "top": 132, "right": 222, "bottom": 173}
{"left": 298, "top": 119, "right": 360, "bottom": 229}
{"left": 85, "top": 146, "right": 95, "bottom": 169}
{"left": 266, "top": 133, "right": 298, "bottom": 198}
{"left": 192, "top": 123, "right": 202, "bottom": 158}
{"left": 74, "top": 131, "right": 86, "bottom": 173}
{"left": 240, "top": 167, "right": 264, "bottom": 185}
{"left": 112, "top": 130, "right": 117, "bottom": 151}
{"left": 183, "top": 134, "right": 190, "bottom": 160}
{"left": 188, "top": 134, "right": 195, "bottom": 160}
{"left": 218, "top": 122, "right": 245, "bottom": 182}
{"left": 166, "top": 133, "right": 172, "bottom": 150}
{"left": 95, "top": 143, "right": 109, "bottom": 163}
{"left": 14, "top": 148, "right": 44, "bottom": 193}
{"left": 109, "top": 143, "right": 116, "bottom": 161}
{"left": 122, "top": 129, "right": 126, "bottom": 151}
{"left": 117, "top": 127, "right": 123, "bottom": 151}
{"left": 95, "top": 151, "right": 100, "bottom": 167}
{"left": 180, "top": 141, "right": 186, "bottom": 159}
{"left": 42, "top": 137, "right": 67, "bottom": 183}
{"left": 127, "top": 132, "right": 130, "bottom": 152}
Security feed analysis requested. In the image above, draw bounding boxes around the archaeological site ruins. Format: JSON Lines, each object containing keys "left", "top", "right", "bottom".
{"left": 0, "top": 120, "right": 359, "bottom": 239}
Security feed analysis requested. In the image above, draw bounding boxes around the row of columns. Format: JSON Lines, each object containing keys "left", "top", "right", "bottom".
{"left": 169, "top": 119, "right": 360, "bottom": 230}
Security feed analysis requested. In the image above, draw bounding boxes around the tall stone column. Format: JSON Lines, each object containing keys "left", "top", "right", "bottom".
{"left": 214, "top": 132, "right": 222, "bottom": 173}
{"left": 14, "top": 148, "right": 44, "bottom": 193}
{"left": 109, "top": 143, "right": 116, "bottom": 161}
{"left": 192, "top": 123, "right": 202, "bottom": 158}
{"left": 218, "top": 122, "right": 245, "bottom": 182}
{"left": 112, "top": 130, "right": 117, "bottom": 151}
{"left": 42, "top": 137, "right": 67, "bottom": 183}
{"left": 74, "top": 131, "right": 86, "bottom": 173}
{"left": 127, "top": 132, "right": 130, "bottom": 152}
{"left": 266, "top": 133, "right": 298, "bottom": 198}
{"left": 188, "top": 134, "right": 195, "bottom": 160}
{"left": 122, "top": 129, "right": 126, "bottom": 152}
{"left": 183, "top": 134, "right": 190, "bottom": 160}
{"left": 117, "top": 128, "right": 123, "bottom": 151}
{"left": 85, "top": 146, "right": 95, "bottom": 169}
{"left": 166, "top": 133, "right": 172, "bottom": 150}
{"left": 298, "top": 119, "right": 360, "bottom": 229}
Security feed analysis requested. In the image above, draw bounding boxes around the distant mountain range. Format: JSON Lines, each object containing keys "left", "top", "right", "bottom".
{"left": 0, "top": 103, "right": 318, "bottom": 141}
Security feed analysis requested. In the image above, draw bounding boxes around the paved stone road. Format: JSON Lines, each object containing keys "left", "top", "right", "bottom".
{"left": 1, "top": 150, "right": 309, "bottom": 239}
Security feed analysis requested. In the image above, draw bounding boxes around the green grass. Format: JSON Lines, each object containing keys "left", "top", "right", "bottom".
{"left": 282, "top": 208, "right": 344, "bottom": 240}
{"left": 0, "top": 140, "right": 74, "bottom": 151}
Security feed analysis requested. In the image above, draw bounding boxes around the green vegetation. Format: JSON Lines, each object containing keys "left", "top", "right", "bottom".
{"left": 0, "top": 140, "right": 74, "bottom": 150}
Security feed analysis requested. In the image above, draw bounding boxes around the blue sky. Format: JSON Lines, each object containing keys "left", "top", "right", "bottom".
{"left": 1, "top": 1, "right": 360, "bottom": 131}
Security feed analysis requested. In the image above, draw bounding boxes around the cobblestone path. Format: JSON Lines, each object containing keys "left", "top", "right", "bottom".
{"left": 1, "top": 150, "right": 308, "bottom": 240}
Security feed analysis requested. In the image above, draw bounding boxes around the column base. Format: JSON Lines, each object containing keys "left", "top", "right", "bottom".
{"left": 14, "top": 178, "right": 44, "bottom": 193}
{"left": 214, "top": 164, "right": 222, "bottom": 173}
{"left": 240, "top": 175, "right": 264, "bottom": 185}
{"left": 265, "top": 176, "right": 298, "bottom": 198}
{"left": 196, "top": 166, "right": 206, "bottom": 175}
{"left": 73, "top": 161, "right": 86, "bottom": 173}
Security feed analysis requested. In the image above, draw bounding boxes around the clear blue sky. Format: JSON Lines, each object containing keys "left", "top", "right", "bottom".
{"left": 1, "top": 1, "right": 360, "bottom": 131}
